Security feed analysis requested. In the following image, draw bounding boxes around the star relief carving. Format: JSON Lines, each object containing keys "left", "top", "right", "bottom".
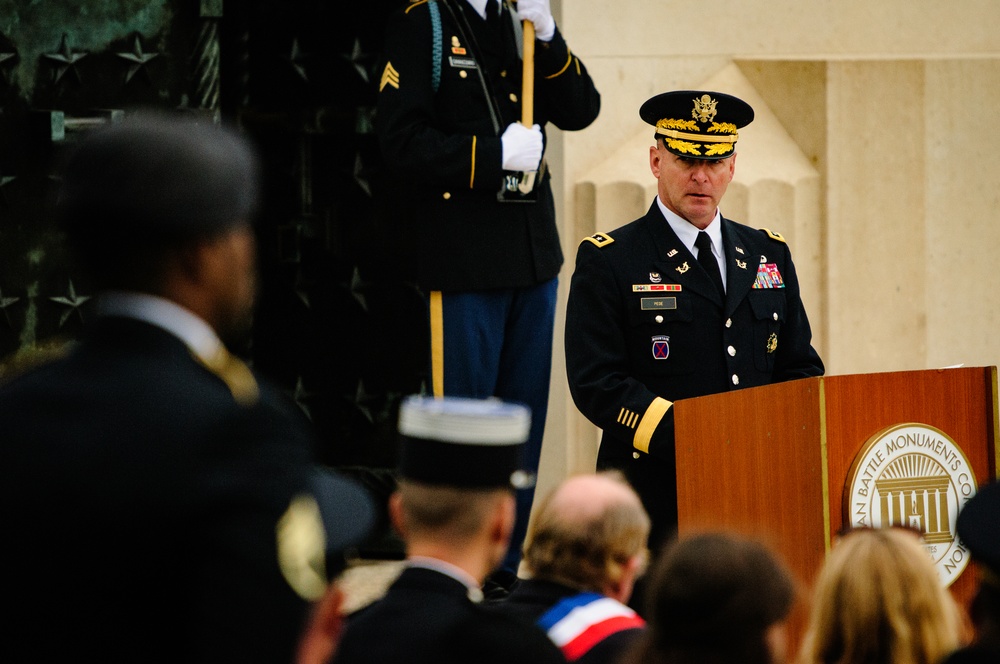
{"left": 43, "top": 34, "right": 88, "bottom": 84}
{"left": 116, "top": 34, "right": 159, "bottom": 83}
{"left": 283, "top": 38, "right": 308, "bottom": 83}
{"left": 341, "top": 38, "right": 373, "bottom": 84}
{"left": 0, "top": 286, "right": 20, "bottom": 327}
{"left": 49, "top": 279, "right": 91, "bottom": 327}
{"left": 0, "top": 48, "right": 16, "bottom": 85}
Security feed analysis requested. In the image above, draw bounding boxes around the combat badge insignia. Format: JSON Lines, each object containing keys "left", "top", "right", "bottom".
{"left": 583, "top": 232, "right": 614, "bottom": 248}
{"left": 380, "top": 62, "right": 399, "bottom": 91}
{"left": 766, "top": 333, "right": 778, "bottom": 354}
{"left": 649, "top": 272, "right": 662, "bottom": 283}
{"left": 676, "top": 262, "right": 690, "bottom": 274}
{"left": 651, "top": 335, "right": 670, "bottom": 360}
{"left": 753, "top": 263, "right": 785, "bottom": 289}
{"left": 451, "top": 36, "right": 466, "bottom": 55}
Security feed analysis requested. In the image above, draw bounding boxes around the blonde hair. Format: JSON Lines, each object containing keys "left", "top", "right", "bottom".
{"left": 799, "top": 528, "right": 961, "bottom": 664}
{"left": 523, "top": 471, "right": 650, "bottom": 592}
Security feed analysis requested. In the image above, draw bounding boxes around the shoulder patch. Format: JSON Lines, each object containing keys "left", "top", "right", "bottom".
{"left": 582, "top": 232, "right": 614, "bottom": 248}
{"left": 760, "top": 228, "right": 787, "bottom": 244}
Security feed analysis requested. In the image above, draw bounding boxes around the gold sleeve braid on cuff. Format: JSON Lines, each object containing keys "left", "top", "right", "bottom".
{"left": 633, "top": 397, "right": 672, "bottom": 453}
{"left": 543, "top": 50, "right": 573, "bottom": 79}
{"left": 469, "top": 136, "right": 477, "bottom": 189}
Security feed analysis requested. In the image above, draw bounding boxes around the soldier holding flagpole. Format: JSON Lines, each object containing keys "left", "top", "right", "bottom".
{"left": 375, "top": 0, "right": 600, "bottom": 586}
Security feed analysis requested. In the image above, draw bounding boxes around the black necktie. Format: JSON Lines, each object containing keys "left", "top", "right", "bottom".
{"left": 486, "top": 0, "right": 500, "bottom": 25}
{"left": 695, "top": 231, "right": 725, "bottom": 296}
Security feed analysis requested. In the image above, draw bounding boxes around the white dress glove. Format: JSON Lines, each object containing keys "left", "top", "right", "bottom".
{"left": 501, "top": 123, "right": 543, "bottom": 172}
{"left": 515, "top": 0, "right": 555, "bottom": 42}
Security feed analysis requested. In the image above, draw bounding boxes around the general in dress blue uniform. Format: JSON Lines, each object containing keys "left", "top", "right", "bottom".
{"left": 565, "top": 90, "right": 824, "bottom": 547}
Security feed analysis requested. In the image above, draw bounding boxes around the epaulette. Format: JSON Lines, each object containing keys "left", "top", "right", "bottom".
{"left": 760, "top": 228, "right": 787, "bottom": 244}
{"left": 195, "top": 348, "right": 260, "bottom": 407}
{"left": 582, "top": 232, "right": 614, "bottom": 248}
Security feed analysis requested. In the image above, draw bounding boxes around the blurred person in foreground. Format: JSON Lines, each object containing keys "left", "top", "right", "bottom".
{"left": 943, "top": 480, "right": 1000, "bottom": 664}
{"left": 621, "top": 531, "right": 795, "bottom": 664}
{"left": 490, "top": 471, "right": 649, "bottom": 663}
{"left": 799, "top": 527, "right": 962, "bottom": 664}
{"left": 332, "top": 396, "right": 563, "bottom": 664}
{"left": 1, "top": 112, "right": 374, "bottom": 663}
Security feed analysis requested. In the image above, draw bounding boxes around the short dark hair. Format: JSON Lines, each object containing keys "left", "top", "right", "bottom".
{"left": 56, "top": 111, "right": 259, "bottom": 290}
{"left": 624, "top": 532, "right": 795, "bottom": 664}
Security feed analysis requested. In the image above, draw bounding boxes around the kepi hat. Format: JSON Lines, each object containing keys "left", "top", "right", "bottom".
{"left": 640, "top": 90, "right": 754, "bottom": 160}
{"left": 397, "top": 395, "right": 533, "bottom": 490}
{"left": 957, "top": 480, "right": 1000, "bottom": 587}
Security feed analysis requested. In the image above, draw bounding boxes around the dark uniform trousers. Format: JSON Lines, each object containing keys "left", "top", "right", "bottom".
{"left": 376, "top": 0, "right": 601, "bottom": 571}
{"left": 334, "top": 567, "right": 565, "bottom": 664}
{"left": 1, "top": 317, "right": 318, "bottom": 663}
{"left": 565, "top": 202, "right": 824, "bottom": 548}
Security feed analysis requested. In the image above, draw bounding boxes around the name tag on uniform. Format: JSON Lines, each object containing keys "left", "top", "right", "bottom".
{"left": 641, "top": 297, "right": 677, "bottom": 310}
{"left": 449, "top": 56, "right": 478, "bottom": 69}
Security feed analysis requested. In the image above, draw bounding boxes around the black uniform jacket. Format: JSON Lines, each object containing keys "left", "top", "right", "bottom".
{"left": 1, "top": 317, "right": 317, "bottom": 663}
{"left": 334, "top": 566, "right": 565, "bottom": 664}
{"left": 565, "top": 202, "right": 824, "bottom": 540}
{"left": 376, "top": 0, "right": 600, "bottom": 291}
{"left": 490, "top": 578, "right": 645, "bottom": 664}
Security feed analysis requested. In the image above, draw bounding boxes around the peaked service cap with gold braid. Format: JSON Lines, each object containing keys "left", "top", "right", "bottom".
{"left": 640, "top": 90, "right": 754, "bottom": 161}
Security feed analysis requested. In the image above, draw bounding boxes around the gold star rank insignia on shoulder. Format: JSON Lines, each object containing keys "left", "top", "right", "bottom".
{"left": 582, "top": 232, "right": 614, "bottom": 248}
{"left": 380, "top": 62, "right": 399, "bottom": 92}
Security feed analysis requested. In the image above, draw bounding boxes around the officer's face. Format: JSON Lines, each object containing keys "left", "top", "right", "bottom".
{"left": 649, "top": 142, "right": 735, "bottom": 229}
{"left": 208, "top": 225, "right": 259, "bottom": 348}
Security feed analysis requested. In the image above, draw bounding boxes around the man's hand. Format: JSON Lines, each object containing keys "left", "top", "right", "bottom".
{"left": 515, "top": 0, "right": 555, "bottom": 42}
{"left": 501, "top": 122, "right": 543, "bottom": 172}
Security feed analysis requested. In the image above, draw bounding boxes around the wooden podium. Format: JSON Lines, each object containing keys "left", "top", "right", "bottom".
{"left": 673, "top": 366, "right": 998, "bottom": 639}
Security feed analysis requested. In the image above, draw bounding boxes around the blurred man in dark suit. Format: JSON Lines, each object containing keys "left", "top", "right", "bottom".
{"left": 491, "top": 471, "right": 649, "bottom": 663}
{"left": 333, "top": 396, "right": 564, "bottom": 664}
{"left": 1, "top": 113, "right": 373, "bottom": 663}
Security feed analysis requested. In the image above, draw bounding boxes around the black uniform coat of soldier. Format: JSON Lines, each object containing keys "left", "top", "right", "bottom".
{"left": 376, "top": 0, "right": 601, "bottom": 575}
{"left": 376, "top": 0, "right": 600, "bottom": 291}
{"left": 565, "top": 91, "right": 824, "bottom": 547}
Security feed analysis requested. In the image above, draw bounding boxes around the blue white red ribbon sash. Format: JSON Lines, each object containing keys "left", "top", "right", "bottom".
{"left": 537, "top": 592, "right": 645, "bottom": 661}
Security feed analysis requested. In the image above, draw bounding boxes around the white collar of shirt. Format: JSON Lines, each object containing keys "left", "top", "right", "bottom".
{"left": 655, "top": 196, "right": 723, "bottom": 256}
{"left": 655, "top": 197, "right": 727, "bottom": 290}
{"left": 97, "top": 291, "right": 222, "bottom": 363}
{"left": 467, "top": 0, "right": 499, "bottom": 20}
{"left": 407, "top": 556, "right": 485, "bottom": 602}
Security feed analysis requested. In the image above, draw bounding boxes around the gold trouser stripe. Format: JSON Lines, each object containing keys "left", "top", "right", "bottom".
{"left": 430, "top": 291, "right": 445, "bottom": 397}
{"left": 633, "top": 397, "right": 672, "bottom": 453}
{"left": 469, "top": 136, "right": 477, "bottom": 189}
{"left": 544, "top": 50, "right": 573, "bottom": 79}
{"left": 656, "top": 128, "right": 738, "bottom": 143}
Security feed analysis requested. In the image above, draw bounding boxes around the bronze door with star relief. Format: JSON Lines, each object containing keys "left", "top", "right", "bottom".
{"left": 0, "top": 0, "right": 418, "bottom": 555}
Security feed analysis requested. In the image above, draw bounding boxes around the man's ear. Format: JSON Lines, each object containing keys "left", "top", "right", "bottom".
{"left": 492, "top": 493, "right": 516, "bottom": 548}
{"left": 388, "top": 491, "right": 407, "bottom": 540}
{"left": 649, "top": 144, "right": 662, "bottom": 178}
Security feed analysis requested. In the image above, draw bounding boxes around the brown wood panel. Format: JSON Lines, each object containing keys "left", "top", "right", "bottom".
{"left": 822, "top": 367, "right": 997, "bottom": 613}
{"left": 675, "top": 376, "right": 826, "bottom": 586}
